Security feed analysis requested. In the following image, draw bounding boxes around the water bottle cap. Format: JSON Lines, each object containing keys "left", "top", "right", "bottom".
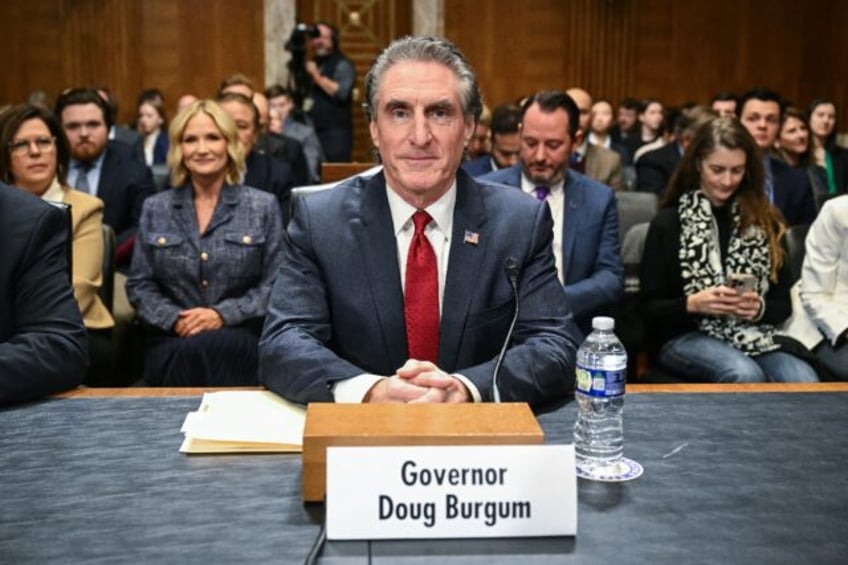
{"left": 591, "top": 316, "right": 614, "bottom": 331}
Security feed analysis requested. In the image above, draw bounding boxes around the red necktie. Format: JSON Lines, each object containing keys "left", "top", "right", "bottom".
{"left": 405, "top": 210, "right": 439, "bottom": 363}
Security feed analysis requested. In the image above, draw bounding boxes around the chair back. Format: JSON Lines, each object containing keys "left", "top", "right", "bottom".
{"left": 99, "top": 224, "right": 117, "bottom": 312}
{"left": 150, "top": 164, "right": 170, "bottom": 191}
{"left": 784, "top": 223, "right": 810, "bottom": 284}
{"left": 616, "top": 192, "right": 658, "bottom": 245}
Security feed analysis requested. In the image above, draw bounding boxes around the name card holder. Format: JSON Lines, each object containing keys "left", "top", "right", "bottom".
{"left": 325, "top": 445, "right": 577, "bottom": 539}
{"left": 301, "top": 403, "right": 544, "bottom": 502}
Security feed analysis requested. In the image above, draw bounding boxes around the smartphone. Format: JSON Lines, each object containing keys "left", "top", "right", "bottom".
{"left": 728, "top": 273, "right": 757, "bottom": 293}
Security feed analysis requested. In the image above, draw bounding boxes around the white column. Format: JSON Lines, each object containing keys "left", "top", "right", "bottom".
{"left": 413, "top": 0, "right": 444, "bottom": 37}
{"left": 264, "top": 0, "right": 297, "bottom": 87}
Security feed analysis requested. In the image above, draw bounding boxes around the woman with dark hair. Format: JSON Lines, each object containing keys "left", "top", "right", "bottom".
{"left": 776, "top": 107, "right": 830, "bottom": 203}
{"left": 640, "top": 116, "right": 818, "bottom": 382}
{"left": 126, "top": 100, "right": 284, "bottom": 386}
{"left": 807, "top": 98, "right": 848, "bottom": 197}
{"left": 0, "top": 105, "right": 115, "bottom": 385}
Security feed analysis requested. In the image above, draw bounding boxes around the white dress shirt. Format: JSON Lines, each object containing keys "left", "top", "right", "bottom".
{"left": 521, "top": 174, "right": 565, "bottom": 284}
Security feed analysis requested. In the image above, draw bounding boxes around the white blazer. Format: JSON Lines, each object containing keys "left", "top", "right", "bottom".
{"left": 781, "top": 195, "right": 848, "bottom": 348}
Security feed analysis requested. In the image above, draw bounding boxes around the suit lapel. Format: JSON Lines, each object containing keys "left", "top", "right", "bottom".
{"left": 561, "top": 171, "right": 584, "bottom": 283}
{"left": 439, "top": 172, "right": 487, "bottom": 369}
{"left": 355, "top": 173, "right": 408, "bottom": 369}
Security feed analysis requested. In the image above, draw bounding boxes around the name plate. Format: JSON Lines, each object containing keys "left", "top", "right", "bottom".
{"left": 325, "top": 445, "right": 577, "bottom": 540}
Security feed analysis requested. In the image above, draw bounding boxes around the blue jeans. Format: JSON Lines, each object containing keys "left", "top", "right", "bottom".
{"left": 659, "top": 332, "right": 819, "bottom": 383}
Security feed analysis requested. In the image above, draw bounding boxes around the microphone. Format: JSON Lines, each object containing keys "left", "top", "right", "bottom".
{"left": 492, "top": 257, "right": 521, "bottom": 403}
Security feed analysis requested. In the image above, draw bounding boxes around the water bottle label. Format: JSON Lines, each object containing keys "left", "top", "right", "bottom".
{"left": 575, "top": 366, "right": 625, "bottom": 398}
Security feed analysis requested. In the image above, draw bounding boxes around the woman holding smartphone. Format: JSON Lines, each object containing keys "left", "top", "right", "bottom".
{"left": 640, "top": 117, "right": 818, "bottom": 382}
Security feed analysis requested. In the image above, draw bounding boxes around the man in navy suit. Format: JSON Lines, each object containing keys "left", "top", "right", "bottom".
{"left": 259, "top": 37, "right": 580, "bottom": 408}
{"left": 481, "top": 90, "right": 624, "bottom": 337}
{"left": 738, "top": 88, "right": 817, "bottom": 225}
{"left": 0, "top": 183, "right": 87, "bottom": 405}
{"left": 461, "top": 104, "right": 522, "bottom": 178}
{"left": 56, "top": 88, "right": 154, "bottom": 264}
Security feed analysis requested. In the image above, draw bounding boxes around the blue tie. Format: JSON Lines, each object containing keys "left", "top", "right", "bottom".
{"left": 763, "top": 157, "right": 774, "bottom": 204}
{"left": 534, "top": 186, "right": 549, "bottom": 201}
{"left": 75, "top": 163, "right": 92, "bottom": 195}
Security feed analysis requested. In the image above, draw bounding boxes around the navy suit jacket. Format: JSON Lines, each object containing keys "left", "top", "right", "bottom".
{"left": 770, "top": 157, "right": 818, "bottom": 226}
{"left": 259, "top": 170, "right": 581, "bottom": 408}
{"left": 0, "top": 184, "right": 87, "bottom": 405}
{"left": 636, "top": 142, "right": 681, "bottom": 197}
{"left": 461, "top": 155, "right": 495, "bottom": 178}
{"left": 479, "top": 166, "right": 625, "bottom": 336}
{"left": 97, "top": 140, "right": 155, "bottom": 249}
{"left": 245, "top": 150, "right": 295, "bottom": 226}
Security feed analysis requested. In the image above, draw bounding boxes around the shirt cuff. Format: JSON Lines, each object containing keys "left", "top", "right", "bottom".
{"left": 332, "top": 374, "right": 385, "bottom": 403}
{"left": 452, "top": 373, "right": 482, "bottom": 403}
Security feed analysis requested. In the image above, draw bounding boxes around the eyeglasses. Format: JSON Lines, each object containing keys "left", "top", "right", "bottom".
{"left": 8, "top": 136, "right": 56, "bottom": 156}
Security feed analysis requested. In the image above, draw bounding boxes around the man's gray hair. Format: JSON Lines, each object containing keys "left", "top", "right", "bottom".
{"left": 363, "top": 36, "right": 482, "bottom": 123}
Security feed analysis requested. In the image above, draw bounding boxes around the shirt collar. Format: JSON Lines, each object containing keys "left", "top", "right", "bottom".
{"left": 519, "top": 171, "right": 565, "bottom": 196}
{"left": 40, "top": 176, "right": 64, "bottom": 203}
{"left": 386, "top": 180, "right": 456, "bottom": 239}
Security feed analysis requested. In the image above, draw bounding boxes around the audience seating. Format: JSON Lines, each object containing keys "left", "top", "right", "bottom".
{"left": 99, "top": 224, "right": 117, "bottom": 313}
{"left": 616, "top": 191, "right": 658, "bottom": 245}
{"left": 784, "top": 223, "right": 810, "bottom": 283}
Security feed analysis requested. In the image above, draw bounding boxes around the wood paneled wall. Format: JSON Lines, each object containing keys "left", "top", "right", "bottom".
{"left": 0, "top": 0, "right": 264, "bottom": 124}
{"left": 2, "top": 0, "right": 845, "bottom": 150}
{"left": 445, "top": 0, "right": 848, "bottom": 119}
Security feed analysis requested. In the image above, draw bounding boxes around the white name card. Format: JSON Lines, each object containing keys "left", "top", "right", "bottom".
{"left": 325, "top": 445, "right": 577, "bottom": 540}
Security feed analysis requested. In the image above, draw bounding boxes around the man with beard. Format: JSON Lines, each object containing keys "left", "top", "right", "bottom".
{"left": 55, "top": 88, "right": 154, "bottom": 265}
{"left": 304, "top": 22, "right": 355, "bottom": 161}
{"left": 481, "top": 90, "right": 624, "bottom": 337}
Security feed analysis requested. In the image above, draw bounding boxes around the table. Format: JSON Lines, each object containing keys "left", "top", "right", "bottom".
{"left": 1, "top": 384, "right": 847, "bottom": 564}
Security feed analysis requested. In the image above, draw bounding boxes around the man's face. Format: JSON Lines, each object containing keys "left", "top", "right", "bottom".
{"left": 519, "top": 103, "right": 573, "bottom": 187}
{"left": 467, "top": 122, "right": 490, "bottom": 159}
{"left": 617, "top": 106, "right": 637, "bottom": 131}
{"left": 590, "top": 101, "right": 614, "bottom": 134}
{"left": 312, "top": 24, "right": 334, "bottom": 57}
{"left": 740, "top": 99, "right": 780, "bottom": 149}
{"left": 567, "top": 89, "right": 592, "bottom": 135}
{"left": 711, "top": 99, "right": 737, "bottom": 118}
{"left": 491, "top": 132, "right": 520, "bottom": 169}
{"left": 369, "top": 60, "right": 474, "bottom": 207}
{"left": 270, "top": 95, "right": 295, "bottom": 121}
{"left": 220, "top": 100, "right": 258, "bottom": 155}
{"left": 61, "top": 103, "right": 109, "bottom": 163}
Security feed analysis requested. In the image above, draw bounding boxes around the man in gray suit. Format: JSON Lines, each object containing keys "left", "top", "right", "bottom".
{"left": 259, "top": 36, "right": 580, "bottom": 408}
{"left": 567, "top": 87, "right": 625, "bottom": 191}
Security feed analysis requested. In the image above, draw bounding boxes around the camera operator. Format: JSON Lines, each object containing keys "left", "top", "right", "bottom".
{"left": 303, "top": 22, "right": 355, "bottom": 162}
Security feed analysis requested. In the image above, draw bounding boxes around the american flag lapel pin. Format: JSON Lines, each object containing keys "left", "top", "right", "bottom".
{"left": 463, "top": 230, "right": 480, "bottom": 245}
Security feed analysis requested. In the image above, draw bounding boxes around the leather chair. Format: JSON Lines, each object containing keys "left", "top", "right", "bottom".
{"left": 99, "top": 224, "right": 117, "bottom": 312}
{"left": 784, "top": 223, "right": 810, "bottom": 284}
{"left": 616, "top": 191, "right": 658, "bottom": 245}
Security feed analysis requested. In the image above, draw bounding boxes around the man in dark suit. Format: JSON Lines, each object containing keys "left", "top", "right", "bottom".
{"left": 636, "top": 108, "right": 713, "bottom": 198}
{"left": 55, "top": 88, "right": 154, "bottom": 264}
{"left": 738, "top": 88, "right": 817, "bottom": 225}
{"left": 480, "top": 90, "right": 624, "bottom": 337}
{"left": 0, "top": 183, "right": 87, "bottom": 405}
{"left": 259, "top": 37, "right": 580, "bottom": 408}
{"left": 461, "top": 104, "right": 522, "bottom": 178}
{"left": 218, "top": 92, "right": 295, "bottom": 225}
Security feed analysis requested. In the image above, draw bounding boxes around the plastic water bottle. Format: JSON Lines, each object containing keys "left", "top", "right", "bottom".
{"left": 573, "top": 316, "right": 627, "bottom": 475}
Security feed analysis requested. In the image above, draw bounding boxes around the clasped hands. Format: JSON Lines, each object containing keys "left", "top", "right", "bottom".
{"left": 686, "top": 286, "right": 761, "bottom": 321}
{"left": 365, "top": 359, "right": 471, "bottom": 404}
{"left": 173, "top": 307, "right": 223, "bottom": 338}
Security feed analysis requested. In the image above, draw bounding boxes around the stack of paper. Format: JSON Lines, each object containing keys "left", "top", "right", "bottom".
{"left": 180, "top": 390, "right": 306, "bottom": 453}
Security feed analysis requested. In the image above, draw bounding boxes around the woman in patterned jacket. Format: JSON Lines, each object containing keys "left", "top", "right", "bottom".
{"left": 127, "top": 100, "right": 283, "bottom": 386}
{"left": 639, "top": 116, "right": 818, "bottom": 382}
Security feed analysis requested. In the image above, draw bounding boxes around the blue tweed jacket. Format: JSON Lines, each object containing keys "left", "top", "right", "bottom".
{"left": 126, "top": 184, "right": 284, "bottom": 332}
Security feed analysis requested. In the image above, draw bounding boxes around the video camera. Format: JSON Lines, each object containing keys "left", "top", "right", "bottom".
{"left": 284, "top": 23, "right": 321, "bottom": 115}
{"left": 285, "top": 23, "right": 320, "bottom": 54}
